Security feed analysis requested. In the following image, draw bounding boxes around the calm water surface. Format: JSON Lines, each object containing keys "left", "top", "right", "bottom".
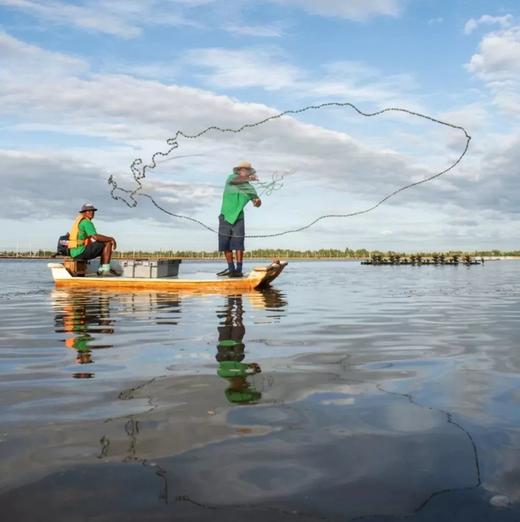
{"left": 1, "top": 259, "right": 519, "bottom": 521}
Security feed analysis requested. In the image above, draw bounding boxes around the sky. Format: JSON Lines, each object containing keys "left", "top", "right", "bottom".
{"left": 1, "top": 0, "right": 519, "bottom": 253}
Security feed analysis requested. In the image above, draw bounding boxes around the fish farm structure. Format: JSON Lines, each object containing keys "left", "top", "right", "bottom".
{"left": 361, "top": 254, "right": 484, "bottom": 266}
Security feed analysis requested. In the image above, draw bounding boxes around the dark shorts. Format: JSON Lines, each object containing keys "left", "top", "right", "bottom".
{"left": 218, "top": 214, "right": 245, "bottom": 252}
{"left": 73, "top": 241, "right": 105, "bottom": 260}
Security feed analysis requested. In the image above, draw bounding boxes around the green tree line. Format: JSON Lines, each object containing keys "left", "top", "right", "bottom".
{"left": 2, "top": 248, "right": 520, "bottom": 259}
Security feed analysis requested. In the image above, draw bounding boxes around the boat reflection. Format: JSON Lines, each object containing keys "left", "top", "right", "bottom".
{"left": 52, "top": 289, "right": 182, "bottom": 378}
{"left": 216, "top": 288, "right": 287, "bottom": 404}
{"left": 52, "top": 288, "right": 285, "bottom": 381}
{"left": 246, "top": 286, "right": 288, "bottom": 313}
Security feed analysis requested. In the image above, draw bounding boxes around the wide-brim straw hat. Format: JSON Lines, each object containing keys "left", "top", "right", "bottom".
{"left": 233, "top": 161, "right": 256, "bottom": 173}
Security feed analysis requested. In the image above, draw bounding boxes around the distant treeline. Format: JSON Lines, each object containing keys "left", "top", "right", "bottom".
{"left": 2, "top": 248, "right": 520, "bottom": 259}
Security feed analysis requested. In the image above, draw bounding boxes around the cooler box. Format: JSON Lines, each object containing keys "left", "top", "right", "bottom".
{"left": 121, "top": 259, "right": 181, "bottom": 278}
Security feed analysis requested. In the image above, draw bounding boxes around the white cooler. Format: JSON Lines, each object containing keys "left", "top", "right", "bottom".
{"left": 121, "top": 259, "right": 181, "bottom": 278}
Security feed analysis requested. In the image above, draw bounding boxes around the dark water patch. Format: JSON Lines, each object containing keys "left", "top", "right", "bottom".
{"left": 2, "top": 381, "right": 518, "bottom": 521}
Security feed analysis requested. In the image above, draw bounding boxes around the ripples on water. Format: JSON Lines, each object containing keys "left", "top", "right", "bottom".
{"left": 0, "top": 259, "right": 519, "bottom": 521}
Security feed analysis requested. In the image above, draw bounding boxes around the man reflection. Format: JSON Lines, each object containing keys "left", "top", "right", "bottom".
{"left": 216, "top": 295, "right": 262, "bottom": 404}
{"left": 65, "top": 334, "right": 94, "bottom": 371}
{"left": 54, "top": 291, "right": 114, "bottom": 378}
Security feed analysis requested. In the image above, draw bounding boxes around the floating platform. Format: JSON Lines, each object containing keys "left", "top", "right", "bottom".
{"left": 361, "top": 255, "right": 483, "bottom": 266}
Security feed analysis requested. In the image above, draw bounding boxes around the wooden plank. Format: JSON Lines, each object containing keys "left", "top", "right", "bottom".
{"left": 63, "top": 259, "right": 87, "bottom": 276}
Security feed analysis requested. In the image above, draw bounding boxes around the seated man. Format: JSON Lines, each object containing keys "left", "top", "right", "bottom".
{"left": 68, "top": 203, "right": 118, "bottom": 276}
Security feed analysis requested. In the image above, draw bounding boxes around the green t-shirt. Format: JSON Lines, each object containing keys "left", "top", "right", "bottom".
{"left": 220, "top": 174, "right": 258, "bottom": 225}
{"left": 69, "top": 218, "right": 97, "bottom": 257}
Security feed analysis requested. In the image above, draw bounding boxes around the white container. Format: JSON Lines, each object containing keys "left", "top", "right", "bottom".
{"left": 121, "top": 259, "right": 181, "bottom": 278}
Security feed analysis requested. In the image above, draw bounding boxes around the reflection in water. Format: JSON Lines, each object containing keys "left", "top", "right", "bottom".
{"left": 52, "top": 289, "right": 182, "bottom": 378}
{"left": 216, "top": 289, "right": 287, "bottom": 404}
{"left": 53, "top": 290, "right": 114, "bottom": 378}
{"left": 248, "top": 287, "right": 288, "bottom": 312}
{"left": 8, "top": 266, "right": 519, "bottom": 520}
{"left": 216, "top": 296, "right": 261, "bottom": 404}
{"left": 62, "top": 288, "right": 286, "bottom": 502}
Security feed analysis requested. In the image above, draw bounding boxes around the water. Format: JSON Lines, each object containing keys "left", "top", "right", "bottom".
{"left": 1, "top": 258, "right": 519, "bottom": 521}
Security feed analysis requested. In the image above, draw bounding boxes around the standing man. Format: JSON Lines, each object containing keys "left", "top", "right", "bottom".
{"left": 217, "top": 161, "right": 262, "bottom": 277}
{"left": 68, "top": 203, "right": 119, "bottom": 276}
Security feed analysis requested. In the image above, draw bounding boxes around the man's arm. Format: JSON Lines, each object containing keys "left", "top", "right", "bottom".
{"left": 91, "top": 234, "right": 117, "bottom": 249}
{"left": 230, "top": 174, "right": 259, "bottom": 200}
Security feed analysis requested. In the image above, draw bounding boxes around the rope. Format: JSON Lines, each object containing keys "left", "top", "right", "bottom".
{"left": 108, "top": 102, "right": 471, "bottom": 238}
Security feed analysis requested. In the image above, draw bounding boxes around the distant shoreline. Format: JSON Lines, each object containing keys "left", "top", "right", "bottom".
{"left": 2, "top": 255, "right": 363, "bottom": 261}
{"left": 1, "top": 255, "right": 519, "bottom": 261}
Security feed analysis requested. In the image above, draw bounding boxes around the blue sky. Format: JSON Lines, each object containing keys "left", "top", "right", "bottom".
{"left": 1, "top": 0, "right": 519, "bottom": 252}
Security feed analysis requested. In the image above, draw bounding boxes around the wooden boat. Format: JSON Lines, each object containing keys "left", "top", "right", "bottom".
{"left": 47, "top": 260, "right": 288, "bottom": 292}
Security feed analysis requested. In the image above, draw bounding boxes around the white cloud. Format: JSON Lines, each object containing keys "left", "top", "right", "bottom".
{"left": 0, "top": 149, "right": 120, "bottom": 220}
{"left": 0, "top": 0, "right": 141, "bottom": 38}
{"left": 183, "top": 47, "right": 302, "bottom": 90}
{"left": 0, "top": 0, "right": 200, "bottom": 38}
{"left": 225, "top": 22, "right": 285, "bottom": 38}
{"left": 183, "top": 48, "right": 419, "bottom": 108}
{"left": 466, "top": 24, "right": 520, "bottom": 115}
{"left": 3, "top": 31, "right": 517, "bottom": 250}
{"left": 0, "top": 30, "right": 87, "bottom": 77}
{"left": 472, "top": 134, "right": 520, "bottom": 215}
{"left": 271, "top": 0, "right": 403, "bottom": 21}
{"left": 307, "top": 61, "right": 418, "bottom": 105}
{"left": 0, "top": 148, "right": 218, "bottom": 223}
{"left": 0, "top": 0, "right": 405, "bottom": 43}
{"left": 464, "top": 14, "right": 513, "bottom": 35}
{"left": 0, "top": 77, "right": 453, "bottom": 236}
{"left": 467, "top": 27, "right": 520, "bottom": 82}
